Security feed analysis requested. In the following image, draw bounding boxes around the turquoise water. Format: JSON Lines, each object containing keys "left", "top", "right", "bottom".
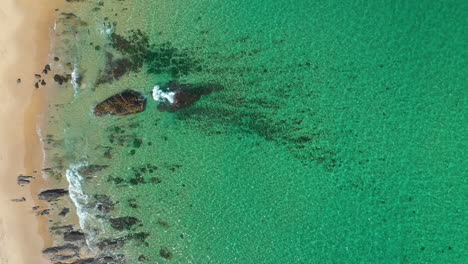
{"left": 45, "top": 0, "right": 467, "bottom": 263}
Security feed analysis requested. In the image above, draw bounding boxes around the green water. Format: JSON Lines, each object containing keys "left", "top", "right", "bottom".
{"left": 46, "top": 0, "right": 467, "bottom": 263}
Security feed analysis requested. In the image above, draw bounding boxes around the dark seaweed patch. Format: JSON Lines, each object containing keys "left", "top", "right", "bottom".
{"left": 97, "top": 29, "right": 202, "bottom": 85}
{"left": 159, "top": 247, "right": 173, "bottom": 259}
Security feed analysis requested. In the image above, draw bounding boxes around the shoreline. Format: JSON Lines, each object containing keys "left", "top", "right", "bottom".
{"left": 0, "top": 0, "right": 62, "bottom": 263}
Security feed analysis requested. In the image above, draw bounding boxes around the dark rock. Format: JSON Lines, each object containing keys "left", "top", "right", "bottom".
{"left": 64, "top": 231, "right": 86, "bottom": 242}
{"left": 32, "top": 206, "right": 40, "bottom": 210}
{"left": 11, "top": 197, "right": 26, "bottom": 202}
{"left": 38, "top": 189, "right": 68, "bottom": 201}
{"left": 54, "top": 57, "right": 60, "bottom": 61}
{"left": 50, "top": 225, "right": 74, "bottom": 231}
{"left": 18, "top": 175, "right": 34, "bottom": 180}
{"left": 49, "top": 254, "right": 75, "bottom": 262}
{"left": 157, "top": 81, "right": 223, "bottom": 112}
{"left": 42, "top": 64, "right": 51, "bottom": 74}
{"left": 17, "top": 175, "right": 33, "bottom": 185}
{"left": 41, "top": 79, "right": 46, "bottom": 86}
{"left": 37, "top": 209, "right": 50, "bottom": 216}
{"left": 159, "top": 247, "right": 173, "bottom": 259}
{"left": 17, "top": 179, "right": 30, "bottom": 185}
{"left": 109, "top": 216, "right": 140, "bottom": 231}
{"left": 16, "top": 78, "right": 21, "bottom": 83}
{"left": 70, "top": 258, "right": 95, "bottom": 264}
{"left": 42, "top": 244, "right": 79, "bottom": 255}
{"left": 53, "top": 74, "right": 71, "bottom": 85}
{"left": 34, "top": 74, "right": 41, "bottom": 79}
{"left": 93, "top": 90, "right": 146, "bottom": 116}
{"left": 59, "top": 207, "right": 70, "bottom": 216}
{"left": 34, "top": 82, "right": 39, "bottom": 89}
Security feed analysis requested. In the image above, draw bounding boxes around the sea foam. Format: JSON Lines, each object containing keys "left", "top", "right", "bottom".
{"left": 152, "top": 85, "right": 175, "bottom": 104}
{"left": 66, "top": 163, "right": 100, "bottom": 251}
{"left": 71, "top": 64, "right": 80, "bottom": 96}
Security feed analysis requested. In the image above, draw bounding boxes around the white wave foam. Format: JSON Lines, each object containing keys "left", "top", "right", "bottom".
{"left": 98, "top": 22, "right": 114, "bottom": 36}
{"left": 152, "top": 85, "right": 175, "bottom": 104}
{"left": 65, "top": 163, "right": 99, "bottom": 251}
{"left": 71, "top": 64, "right": 80, "bottom": 96}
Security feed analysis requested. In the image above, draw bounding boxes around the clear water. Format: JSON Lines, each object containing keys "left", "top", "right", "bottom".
{"left": 44, "top": 0, "right": 467, "bottom": 263}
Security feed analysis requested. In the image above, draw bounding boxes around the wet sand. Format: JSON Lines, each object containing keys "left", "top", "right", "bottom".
{"left": 0, "top": 0, "right": 61, "bottom": 263}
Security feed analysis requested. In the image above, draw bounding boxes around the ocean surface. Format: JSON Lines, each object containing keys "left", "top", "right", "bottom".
{"left": 44, "top": 0, "right": 466, "bottom": 263}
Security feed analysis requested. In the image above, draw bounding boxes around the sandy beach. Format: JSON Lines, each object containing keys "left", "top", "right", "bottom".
{"left": 0, "top": 0, "right": 61, "bottom": 263}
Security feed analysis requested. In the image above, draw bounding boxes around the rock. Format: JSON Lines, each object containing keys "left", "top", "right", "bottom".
{"left": 70, "top": 258, "right": 96, "bottom": 264}
{"left": 53, "top": 74, "right": 71, "bottom": 85}
{"left": 17, "top": 175, "right": 34, "bottom": 185}
{"left": 155, "top": 81, "right": 223, "bottom": 112}
{"left": 38, "top": 189, "right": 68, "bottom": 201}
{"left": 59, "top": 207, "right": 70, "bottom": 216}
{"left": 64, "top": 231, "right": 86, "bottom": 242}
{"left": 18, "top": 175, "right": 34, "bottom": 180}
{"left": 17, "top": 179, "right": 30, "bottom": 185}
{"left": 93, "top": 90, "right": 146, "bottom": 116}
{"left": 34, "top": 82, "right": 39, "bottom": 89}
{"left": 34, "top": 74, "right": 41, "bottom": 79}
{"left": 41, "top": 79, "right": 47, "bottom": 86}
{"left": 11, "top": 197, "right": 26, "bottom": 202}
{"left": 54, "top": 57, "right": 60, "bottom": 61}
{"left": 109, "top": 216, "right": 140, "bottom": 231}
{"left": 37, "top": 209, "right": 50, "bottom": 216}
{"left": 32, "top": 206, "right": 40, "bottom": 210}
{"left": 42, "top": 64, "right": 51, "bottom": 74}
{"left": 50, "top": 225, "right": 74, "bottom": 232}
{"left": 17, "top": 78, "right": 21, "bottom": 83}
{"left": 42, "top": 244, "right": 79, "bottom": 255}
{"left": 50, "top": 254, "right": 75, "bottom": 262}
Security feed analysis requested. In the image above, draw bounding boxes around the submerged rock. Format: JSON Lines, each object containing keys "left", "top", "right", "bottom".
{"left": 11, "top": 197, "right": 26, "bottom": 202}
{"left": 94, "top": 90, "right": 146, "bottom": 116}
{"left": 96, "top": 53, "right": 133, "bottom": 85}
{"left": 77, "top": 165, "right": 108, "bottom": 176}
{"left": 38, "top": 189, "right": 69, "bottom": 201}
{"left": 160, "top": 247, "right": 173, "bottom": 259}
{"left": 153, "top": 81, "right": 222, "bottom": 112}
{"left": 109, "top": 216, "right": 140, "bottom": 231}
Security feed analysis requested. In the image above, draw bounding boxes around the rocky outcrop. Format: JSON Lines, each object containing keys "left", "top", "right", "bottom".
{"left": 93, "top": 90, "right": 146, "bottom": 116}
{"left": 64, "top": 231, "right": 86, "bottom": 242}
{"left": 155, "top": 81, "right": 223, "bottom": 112}
{"left": 38, "top": 189, "right": 69, "bottom": 201}
{"left": 42, "top": 244, "right": 79, "bottom": 255}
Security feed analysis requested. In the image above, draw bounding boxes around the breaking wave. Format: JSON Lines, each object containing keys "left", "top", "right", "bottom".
{"left": 152, "top": 84, "right": 175, "bottom": 104}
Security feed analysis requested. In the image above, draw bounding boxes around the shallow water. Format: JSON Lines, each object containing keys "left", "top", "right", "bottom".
{"left": 44, "top": 0, "right": 467, "bottom": 263}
